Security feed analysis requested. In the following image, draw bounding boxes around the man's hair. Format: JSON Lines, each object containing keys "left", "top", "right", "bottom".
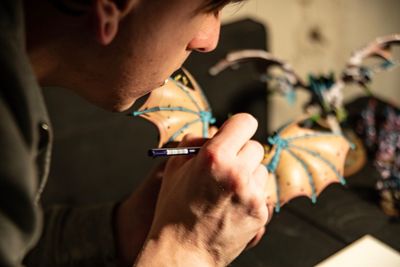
{"left": 202, "top": 0, "right": 245, "bottom": 12}
{"left": 49, "top": 0, "right": 245, "bottom": 16}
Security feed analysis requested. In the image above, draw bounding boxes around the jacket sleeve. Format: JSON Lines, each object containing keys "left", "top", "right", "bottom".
{"left": 1, "top": 95, "right": 118, "bottom": 267}
{"left": 1, "top": 99, "right": 117, "bottom": 267}
{"left": 23, "top": 203, "right": 118, "bottom": 267}
{"left": 0, "top": 97, "right": 42, "bottom": 267}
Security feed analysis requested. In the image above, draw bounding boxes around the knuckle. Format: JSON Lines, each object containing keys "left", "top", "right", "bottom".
{"left": 201, "top": 145, "right": 254, "bottom": 194}
{"left": 182, "top": 133, "right": 195, "bottom": 141}
{"left": 248, "top": 196, "right": 269, "bottom": 222}
{"left": 227, "top": 166, "right": 244, "bottom": 180}
{"left": 248, "top": 195, "right": 263, "bottom": 210}
{"left": 223, "top": 167, "right": 248, "bottom": 194}
{"left": 201, "top": 144, "right": 227, "bottom": 170}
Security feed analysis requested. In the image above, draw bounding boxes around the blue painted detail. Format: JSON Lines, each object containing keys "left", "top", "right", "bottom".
{"left": 287, "top": 150, "right": 317, "bottom": 203}
{"left": 381, "top": 60, "right": 395, "bottom": 69}
{"left": 286, "top": 132, "right": 344, "bottom": 142}
{"left": 175, "top": 80, "right": 202, "bottom": 111}
{"left": 274, "top": 120, "right": 294, "bottom": 134}
{"left": 198, "top": 111, "right": 216, "bottom": 137}
{"left": 266, "top": 134, "right": 288, "bottom": 173}
{"left": 311, "top": 195, "right": 317, "bottom": 204}
{"left": 291, "top": 144, "right": 346, "bottom": 185}
{"left": 167, "top": 119, "right": 202, "bottom": 143}
{"left": 199, "top": 111, "right": 215, "bottom": 123}
{"left": 132, "top": 106, "right": 198, "bottom": 116}
{"left": 359, "top": 66, "right": 373, "bottom": 81}
{"left": 265, "top": 132, "right": 291, "bottom": 213}
{"left": 308, "top": 73, "right": 336, "bottom": 111}
{"left": 275, "top": 204, "right": 281, "bottom": 213}
{"left": 268, "top": 134, "right": 289, "bottom": 148}
{"left": 349, "top": 142, "right": 356, "bottom": 150}
{"left": 286, "top": 89, "right": 296, "bottom": 105}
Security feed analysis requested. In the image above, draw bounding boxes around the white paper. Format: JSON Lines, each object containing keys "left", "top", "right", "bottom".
{"left": 315, "top": 235, "right": 400, "bottom": 267}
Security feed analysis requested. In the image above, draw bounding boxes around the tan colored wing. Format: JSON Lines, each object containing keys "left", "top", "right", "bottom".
{"left": 263, "top": 122, "right": 350, "bottom": 211}
{"left": 343, "top": 129, "right": 367, "bottom": 177}
{"left": 133, "top": 69, "right": 214, "bottom": 147}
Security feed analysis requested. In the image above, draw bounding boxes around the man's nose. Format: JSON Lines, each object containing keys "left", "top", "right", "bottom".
{"left": 187, "top": 14, "right": 221, "bottom": 53}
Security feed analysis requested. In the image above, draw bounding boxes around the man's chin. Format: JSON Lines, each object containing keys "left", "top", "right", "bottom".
{"left": 108, "top": 80, "right": 166, "bottom": 112}
{"left": 110, "top": 99, "right": 137, "bottom": 112}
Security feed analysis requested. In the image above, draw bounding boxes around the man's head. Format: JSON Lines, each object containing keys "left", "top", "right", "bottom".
{"left": 25, "top": 0, "right": 243, "bottom": 111}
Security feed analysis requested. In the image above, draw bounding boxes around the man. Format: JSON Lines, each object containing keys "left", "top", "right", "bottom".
{"left": 0, "top": 0, "right": 271, "bottom": 266}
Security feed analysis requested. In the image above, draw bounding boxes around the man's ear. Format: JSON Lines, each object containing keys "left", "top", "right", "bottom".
{"left": 93, "top": 0, "right": 121, "bottom": 45}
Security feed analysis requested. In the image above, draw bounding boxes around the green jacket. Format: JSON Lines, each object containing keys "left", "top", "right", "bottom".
{"left": 1, "top": 1, "right": 117, "bottom": 266}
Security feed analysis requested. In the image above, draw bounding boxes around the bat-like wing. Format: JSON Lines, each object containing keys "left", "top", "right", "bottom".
{"left": 343, "top": 34, "right": 400, "bottom": 87}
{"left": 133, "top": 69, "right": 215, "bottom": 147}
{"left": 263, "top": 122, "right": 351, "bottom": 212}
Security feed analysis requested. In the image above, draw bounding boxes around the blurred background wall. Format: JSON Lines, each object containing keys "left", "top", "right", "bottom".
{"left": 221, "top": 0, "right": 400, "bottom": 130}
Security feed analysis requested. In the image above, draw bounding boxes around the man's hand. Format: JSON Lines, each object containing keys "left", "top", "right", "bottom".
{"left": 136, "top": 113, "right": 270, "bottom": 267}
{"left": 115, "top": 161, "right": 165, "bottom": 266}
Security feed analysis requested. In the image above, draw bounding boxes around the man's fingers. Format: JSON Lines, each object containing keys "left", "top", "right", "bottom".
{"left": 253, "top": 164, "right": 269, "bottom": 194}
{"left": 178, "top": 133, "right": 208, "bottom": 148}
{"left": 246, "top": 226, "right": 266, "bottom": 250}
{"left": 266, "top": 203, "right": 274, "bottom": 224}
{"left": 207, "top": 113, "right": 258, "bottom": 154}
{"left": 166, "top": 134, "right": 208, "bottom": 170}
{"left": 208, "top": 126, "right": 218, "bottom": 138}
{"left": 237, "top": 140, "right": 265, "bottom": 172}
